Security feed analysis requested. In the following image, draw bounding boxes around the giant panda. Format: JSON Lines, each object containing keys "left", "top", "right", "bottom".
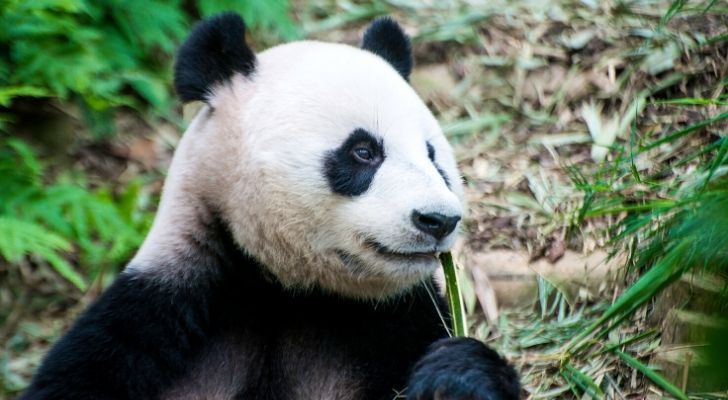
{"left": 20, "top": 13, "right": 520, "bottom": 400}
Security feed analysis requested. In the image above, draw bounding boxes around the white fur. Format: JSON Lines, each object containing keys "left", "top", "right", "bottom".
{"left": 131, "top": 41, "right": 464, "bottom": 299}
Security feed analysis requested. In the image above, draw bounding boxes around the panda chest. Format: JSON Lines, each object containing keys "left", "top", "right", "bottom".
{"left": 161, "top": 329, "right": 369, "bottom": 400}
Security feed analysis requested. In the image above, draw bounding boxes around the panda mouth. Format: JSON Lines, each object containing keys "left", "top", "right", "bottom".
{"left": 363, "top": 240, "right": 439, "bottom": 261}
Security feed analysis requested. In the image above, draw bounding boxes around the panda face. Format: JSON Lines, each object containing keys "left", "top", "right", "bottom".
{"left": 207, "top": 41, "right": 462, "bottom": 299}
{"left": 165, "top": 15, "right": 463, "bottom": 299}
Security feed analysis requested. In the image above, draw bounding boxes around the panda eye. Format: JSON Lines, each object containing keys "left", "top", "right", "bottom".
{"left": 351, "top": 144, "right": 374, "bottom": 163}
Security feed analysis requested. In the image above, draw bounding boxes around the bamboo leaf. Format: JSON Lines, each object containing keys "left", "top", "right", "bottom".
{"left": 615, "top": 349, "right": 688, "bottom": 400}
{"left": 564, "top": 240, "right": 690, "bottom": 353}
{"left": 560, "top": 363, "right": 605, "bottom": 399}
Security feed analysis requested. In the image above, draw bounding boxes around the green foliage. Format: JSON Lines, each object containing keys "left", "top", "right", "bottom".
{"left": 0, "top": 217, "right": 81, "bottom": 289}
{"left": 560, "top": 364, "right": 604, "bottom": 399}
{"left": 560, "top": 104, "right": 727, "bottom": 397}
{"left": 0, "top": 0, "right": 187, "bottom": 113}
{"left": 615, "top": 349, "right": 689, "bottom": 400}
{"left": 549, "top": 0, "right": 728, "bottom": 395}
{"left": 198, "top": 0, "right": 299, "bottom": 40}
{"left": 0, "top": 138, "right": 153, "bottom": 290}
{"left": 0, "top": 0, "right": 296, "bottom": 129}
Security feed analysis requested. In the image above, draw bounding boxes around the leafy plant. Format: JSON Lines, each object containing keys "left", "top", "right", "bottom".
{"left": 1, "top": 0, "right": 187, "bottom": 113}
{"left": 0, "top": 138, "right": 153, "bottom": 290}
{"left": 0, "top": 0, "right": 296, "bottom": 135}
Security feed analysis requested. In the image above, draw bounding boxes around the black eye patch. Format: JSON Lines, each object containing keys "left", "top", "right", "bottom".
{"left": 324, "top": 129, "right": 384, "bottom": 196}
{"left": 426, "top": 141, "right": 450, "bottom": 188}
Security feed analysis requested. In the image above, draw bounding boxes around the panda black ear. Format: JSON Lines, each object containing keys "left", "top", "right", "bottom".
{"left": 174, "top": 12, "right": 256, "bottom": 103}
{"left": 361, "top": 17, "right": 413, "bottom": 81}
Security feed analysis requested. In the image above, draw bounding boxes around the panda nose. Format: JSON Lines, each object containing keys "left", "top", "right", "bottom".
{"left": 411, "top": 211, "right": 461, "bottom": 240}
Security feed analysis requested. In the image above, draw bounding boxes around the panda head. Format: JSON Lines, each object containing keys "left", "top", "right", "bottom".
{"left": 169, "top": 13, "right": 464, "bottom": 299}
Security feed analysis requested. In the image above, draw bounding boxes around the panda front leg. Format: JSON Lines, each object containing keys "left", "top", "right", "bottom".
{"left": 406, "top": 337, "right": 520, "bottom": 400}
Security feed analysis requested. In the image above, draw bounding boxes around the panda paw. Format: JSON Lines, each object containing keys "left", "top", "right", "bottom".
{"left": 406, "top": 337, "right": 520, "bottom": 400}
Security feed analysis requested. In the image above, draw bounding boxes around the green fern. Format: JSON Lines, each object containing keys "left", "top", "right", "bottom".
{"left": 0, "top": 0, "right": 183, "bottom": 113}
{"left": 0, "top": 0, "right": 296, "bottom": 125}
{"left": 0, "top": 138, "right": 152, "bottom": 290}
{"left": 0, "top": 217, "right": 86, "bottom": 290}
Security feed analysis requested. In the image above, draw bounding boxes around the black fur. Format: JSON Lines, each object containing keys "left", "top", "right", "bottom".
{"left": 21, "top": 209, "right": 519, "bottom": 399}
{"left": 407, "top": 337, "right": 521, "bottom": 399}
{"left": 20, "top": 214, "right": 455, "bottom": 399}
{"left": 426, "top": 142, "right": 451, "bottom": 188}
{"left": 324, "top": 128, "right": 385, "bottom": 196}
{"left": 361, "top": 17, "right": 413, "bottom": 80}
{"left": 19, "top": 214, "right": 240, "bottom": 400}
{"left": 20, "top": 273, "right": 212, "bottom": 399}
{"left": 174, "top": 13, "right": 256, "bottom": 103}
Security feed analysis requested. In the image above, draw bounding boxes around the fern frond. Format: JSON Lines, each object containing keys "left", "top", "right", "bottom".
{"left": 0, "top": 216, "right": 86, "bottom": 290}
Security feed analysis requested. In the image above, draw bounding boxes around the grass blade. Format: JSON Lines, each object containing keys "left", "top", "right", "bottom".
{"left": 641, "top": 111, "right": 728, "bottom": 152}
{"left": 560, "top": 363, "right": 605, "bottom": 399}
{"left": 564, "top": 240, "right": 690, "bottom": 353}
